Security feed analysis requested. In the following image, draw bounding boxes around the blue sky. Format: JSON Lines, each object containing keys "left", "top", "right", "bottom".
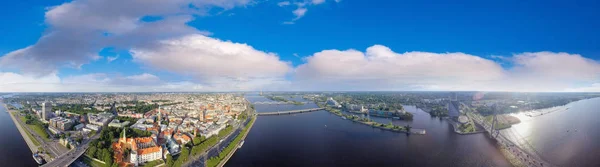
{"left": 1, "top": 0, "right": 600, "bottom": 92}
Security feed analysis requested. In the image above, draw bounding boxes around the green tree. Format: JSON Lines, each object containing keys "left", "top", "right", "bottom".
{"left": 86, "top": 146, "right": 97, "bottom": 157}
{"left": 166, "top": 154, "right": 174, "bottom": 167}
{"left": 102, "top": 149, "right": 113, "bottom": 166}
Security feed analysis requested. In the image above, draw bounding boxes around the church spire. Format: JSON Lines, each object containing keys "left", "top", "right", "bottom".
{"left": 121, "top": 127, "right": 127, "bottom": 141}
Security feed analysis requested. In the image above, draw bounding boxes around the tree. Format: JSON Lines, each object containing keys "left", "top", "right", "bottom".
{"left": 86, "top": 146, "right": 97, "bottom": 157}
{"left": 102, "top": 149, "right": 113, "bottom": 167}
{"left": 166, "top": 154, "right": 174, "bottom": 167}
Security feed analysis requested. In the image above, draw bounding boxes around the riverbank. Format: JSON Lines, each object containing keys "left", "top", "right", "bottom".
{"left": 446, "top": 117, "right": 485, "bottom": 135}
{"left": 6, "top": 106, "right": 39, "bottom": 154}
{"left": 216, "top": 115, "right": 256, "bottom": 167}
{"left": 484, "top": 114, "right": 521, "bottom": 130}
{"left": 324, "top": 107, "right": 425, "bottom": 135}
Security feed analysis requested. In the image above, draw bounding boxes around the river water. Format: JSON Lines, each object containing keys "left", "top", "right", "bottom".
{"left": 226, "top": 95, "right": 511, "bottom": 166}
{"left": 503, "top": 97, "right": 600, "bottom": 166}
{"left": 0, "top": 100, "right": 39, "bottom": 166}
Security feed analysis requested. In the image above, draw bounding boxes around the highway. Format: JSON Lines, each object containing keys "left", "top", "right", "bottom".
{"left": 185, "top": 119, "right": 246, "bottom": 167}
{"left": 41, "top": 133, "right": 100, "bottom": 167}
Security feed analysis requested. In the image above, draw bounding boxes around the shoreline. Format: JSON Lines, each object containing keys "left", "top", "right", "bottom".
{"left": 4, "top": 103, "right": 39, "bottom": 154}
{"left": 217, "top": 115, "right": 257, "bottom": 167}
{"left": 324, "top": 108, "right": 425, "bottom": 135}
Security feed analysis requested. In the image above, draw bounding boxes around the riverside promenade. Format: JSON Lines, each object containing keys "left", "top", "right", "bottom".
{"left": 217, "top": 116, "right": 257, "bottom": 167}
{"left": 4, "top": 104, "right": 39, "bottom": 154}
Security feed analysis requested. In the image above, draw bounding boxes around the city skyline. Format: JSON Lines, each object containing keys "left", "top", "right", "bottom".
{"left": 2, "top": 0, "right": 600, "bottom": 92}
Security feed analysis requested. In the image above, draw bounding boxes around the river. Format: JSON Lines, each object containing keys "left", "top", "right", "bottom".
{"left": 226, "top": 95, "right": 511, "bottom": 166}
{"left": 503, "top": 97, "right": 600, "bottom": 166}
{"left": 0, "top": 100, "right": 39, "bottom": 167}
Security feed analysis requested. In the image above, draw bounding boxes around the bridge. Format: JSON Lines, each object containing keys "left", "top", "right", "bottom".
{"left": 257, "top": 108, "right": 324, "bottom": 116}
{"left": 252, "top": 101, "right": 308, "bottom": 105}
{"left": 467, "top": 112, "right": 553, "bottom": 167}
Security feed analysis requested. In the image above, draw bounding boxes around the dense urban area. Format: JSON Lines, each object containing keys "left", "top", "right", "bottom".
{"left": 2, "top": 93, "right": 255, "bottom": 167}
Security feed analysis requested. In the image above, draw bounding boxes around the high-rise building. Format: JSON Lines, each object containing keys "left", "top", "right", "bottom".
{"left": 42, "top": 102, "right": 52, "bottom": 121}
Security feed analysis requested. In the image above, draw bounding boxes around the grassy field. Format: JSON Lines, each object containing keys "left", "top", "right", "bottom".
{"left": 82, "top": 155, "right": 106, "bottom": 167}
{"left": 29, "top": 124, "right": 50, "bottom": 141}
{"left": 484, "top": 115, "right": 519, "bottom": 130}
{"left": 458, "top": 121, "right": 476, "bottom": 133}
{"left": 15, "top": 113, "right": 51, "bottom": 141}
{"left": 12, "top": 112, "right": 41, "bottom": 146}
{"left": 140, "top": 159, "right": 164, "bottom": 167}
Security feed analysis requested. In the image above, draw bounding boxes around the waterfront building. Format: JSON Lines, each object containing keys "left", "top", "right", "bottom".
{"left": 447, "top": 101, "right": 461, "bottom": 118}
{"left": 326, "top": 98, "right": 341, "bottom": 108}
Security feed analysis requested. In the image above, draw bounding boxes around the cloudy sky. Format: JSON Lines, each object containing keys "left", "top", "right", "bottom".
{"left": 1, "top": 0, "right": 600, "bottom": 92}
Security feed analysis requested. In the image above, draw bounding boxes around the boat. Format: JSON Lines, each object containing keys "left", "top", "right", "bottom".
{"left": 341, "top": 116, "right": 347, "bottom": 120}
{"left": 32, "top": 153, "right": 44, "bottom": 165}
{"left": 238, "top": 140, "right": 245, "bottom": 148}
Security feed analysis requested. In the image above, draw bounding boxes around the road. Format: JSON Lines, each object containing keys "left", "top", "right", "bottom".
{"left": 42, "top": 133, "right": 100, "bottom": 167}
{"left": 11, "top": 110, "right": 66, "bottom": 159}
{"left": 185, "top": 119, "right": 245, "bottom": 167}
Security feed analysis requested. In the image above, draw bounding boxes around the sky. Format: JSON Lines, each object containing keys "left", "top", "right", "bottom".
{"left": 1, "top": 0, "right": 600, "bottom": 92}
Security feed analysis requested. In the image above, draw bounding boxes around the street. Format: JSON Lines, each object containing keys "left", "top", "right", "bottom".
{"left": 41, "top": 133, "right": 100, "bottom": 167}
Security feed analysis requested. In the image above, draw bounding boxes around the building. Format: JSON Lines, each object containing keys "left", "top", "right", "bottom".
{"left": 447, "top": 101, "right": 461, "bottom": 118}
{"left": 88, "top": 112, "right": 115, "bottom": 126}
{"left": 173, "top": 132, "right": 191, "bottom": 145}
{"left": 49, "top": 117, "right": 74, "bottom": 131}
{"left": 59, "top": 137, "right": 77, "bottom": 149}
{"left": 74, "top": 124, "right": 85, "bottom": 131}
{"left": 85, "top": 124, "right": 102, "bottom": 131}
{"left": 42, "top": 102, "right": 52, "bottom": 121}
{"left": 108, "top": 119, "right": 130, "bottom": 128}
{"left": 326, "top": 98, "right": 341, "bottom": 108}
{"left": 113, "top": 129, "right": 163, "bottom": 166}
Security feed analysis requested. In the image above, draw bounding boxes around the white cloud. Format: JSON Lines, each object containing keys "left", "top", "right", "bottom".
{"left": 295, "top": 45, "right": 506, "bottom": 91}
{"left": 312, "top": 0, "right": 325, "bottom": 5}
{"left": 334, "top": 0, "right": 341, "bottom": 3}
{"left": 0, "top": 72, "right": 207, "bottom": 92}
{"left": 277, "top": 1, "right": 290, "bottom": 6}
{"left": 130, "top": 34, "right": 292, "bottom": 90}
{"left": 281, "top": 0, "right": 332, "bottom": 24}
{"left": 293, "top": 7, "right": 308, "bottom": 20}
{"left": 106, "top": 55, "right": 119, "bottom": 62}
{"left": 294, "top": 45, "right": 600, "bottom": 92}
{"left": 0, "top": 0, "right": 254, "bottom": 76}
